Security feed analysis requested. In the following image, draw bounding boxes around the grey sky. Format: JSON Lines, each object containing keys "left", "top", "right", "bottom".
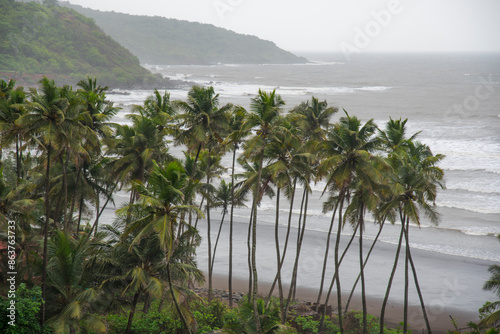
{"left": 66, "top": 0, "right": 500, "bottom": 53}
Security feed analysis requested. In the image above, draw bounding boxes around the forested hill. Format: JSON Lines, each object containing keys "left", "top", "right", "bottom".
{"left": 64, "top": 3, "right": 308, "bottom": 65}
{"left": 0, "top": 0, "right": 168, "bottom": 88}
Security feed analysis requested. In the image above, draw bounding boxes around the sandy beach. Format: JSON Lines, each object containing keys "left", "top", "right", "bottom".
{"left": 195, "top": 214, "right": 495, "bottom": 333}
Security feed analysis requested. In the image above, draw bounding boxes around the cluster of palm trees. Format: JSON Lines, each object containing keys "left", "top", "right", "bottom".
{"left": 0, "top": 77, "right": 445, "bottom": 334}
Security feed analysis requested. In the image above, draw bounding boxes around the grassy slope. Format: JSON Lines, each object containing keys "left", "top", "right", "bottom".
{"left": 0, "top": 0, "right": 163, "bottom": 88}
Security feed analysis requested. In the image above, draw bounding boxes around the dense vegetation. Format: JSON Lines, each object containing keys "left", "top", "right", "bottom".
{"left": 63, "top": 3, "right": 308, "bottom": 65}
{"left": 1, "top": 77, "right": 499, "bottom": 334}
{"left": 0, "top": 0, "right": 166, "bottom": 88}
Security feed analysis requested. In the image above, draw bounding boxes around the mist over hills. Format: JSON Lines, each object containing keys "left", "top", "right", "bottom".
{"left": 64, "top": 3, "right": 308, "bottom": 65}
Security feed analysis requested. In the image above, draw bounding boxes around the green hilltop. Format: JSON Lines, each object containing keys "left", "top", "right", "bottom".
{"left": 0, "top": 0, "right": 168, "bottom": 88}
{"left": 64, "top": 3, "right": 308, "bottom": 65}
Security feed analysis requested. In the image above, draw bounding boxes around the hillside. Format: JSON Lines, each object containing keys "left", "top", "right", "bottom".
{"left": 0, "top": 0, "right": 170, "bottom": 88}
{"left": 64, "top": 3, "right": 308, "bottom": 65}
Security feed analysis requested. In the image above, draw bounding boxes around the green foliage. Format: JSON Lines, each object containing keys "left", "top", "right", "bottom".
{"left": 192, "top": 299, "right": 228, "bottom": 333}
{"left": 294, "top": 316, "right": 319, "bottom": 333}
{"left": 0, "top": 0, "right": 160, "bottom": 87}
{"left": 64, "top": 3, "right": 307, "bottom": 65}
{"left": 0, "top": 283, "right": 53, "bottom": 334}
{"left": 103, "top": 305, "right": 183, "bottom": 334}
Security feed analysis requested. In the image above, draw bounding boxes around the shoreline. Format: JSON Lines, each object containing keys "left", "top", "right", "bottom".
{"left": 203, "top": 273, "right": 478, "bottom": 333}
{"left": 193, "top": 216, "right": 492, "bottom": 334}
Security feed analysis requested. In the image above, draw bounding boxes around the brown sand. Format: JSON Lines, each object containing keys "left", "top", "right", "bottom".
{"left": 204, "top": 273, "right": 478, "bottom": 333}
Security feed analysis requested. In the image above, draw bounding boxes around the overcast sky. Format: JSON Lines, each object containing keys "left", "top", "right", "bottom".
{"left": 66, "top": 0, "right": 500, "bottom": 54}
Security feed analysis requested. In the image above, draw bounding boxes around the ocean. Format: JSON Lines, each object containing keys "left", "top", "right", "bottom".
{"left": 105, "top": 53, "right": 500, "bottom": 321}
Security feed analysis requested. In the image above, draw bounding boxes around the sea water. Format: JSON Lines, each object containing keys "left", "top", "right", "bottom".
{"left": 106, "top": 53, "right": 500, "bottom": 317}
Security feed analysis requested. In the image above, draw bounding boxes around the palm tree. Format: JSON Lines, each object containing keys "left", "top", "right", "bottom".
{"left": 45, "top": 231, "right": 106, "bottom": 334}
{"left": 242, "top": 89, "right": 285, "bottom": 334}
{"left": 378, "top": 138, "right": 444, "bottom": 334}
{"left": 174, "top": 85, "right": 231, "bottom": 167}
{"left": 480, "top": 264, "right": 500, "bottom": 328}
{"left": 108, "top": 115, "right": 170, "bottom": 204}
{"left": 120, "top": 161, "right": 203, "bottom": 333}
{"left": 133, "top": 89, "right": 176, "bottom": 135}
{"left": 0, "top": 82, "right": 27, "bottom": 181}
{"left": 17, "top": 77, "right": 70, "bottom": 325}
{"left": 317, "top": 111, "right": 381, "bottom": 332}
{"left": 223, "top": 106, "right": 248, "bottom": 307}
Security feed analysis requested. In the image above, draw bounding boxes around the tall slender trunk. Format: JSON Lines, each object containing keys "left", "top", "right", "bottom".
{"left": 88, "top": 181, "right": 119, "bottom": 236}
{"left": 41, "top": 143, "right": 52, "bottom": 326}
{"left": 404, "top": 216, "right": 410, "bottom": 334}
{"left": 359, "top": 206, "right": 367, "bottom": 334}
{"left": 210, "top": 209, "right": 227, "bottom": 274}
{"left": 404, "top": 219, "right": 432, "bottom": 334}
{"left": 266, "top": 178, "right": 297, "bottom": 304}
{"left": 251, "top": 146, "right": 265, "bottom": 334}
{"left": 273, "top": 187, "right": 284, "bottom": 320}
{"left": 380, "top": 215, "right": 405, "bottom": 334}
{"left": 229, "top": 144, "right": 237, "bottom": 307}
{"left": 15, "top": 136, "right": 20, "bottom": 183}
{"left": 334, "top": 192, "right": 345, "bottom": 333}
{"left": 77, "top": 195, "right": 84, "bottom": 234}
{"left": 247, "top": 207, "right": 254, "bottom": 297}
{"left": 345, "top": 221, "right": 385, "bottom": 315}
{"left": 125, "top": 291, "right": 140, "bottom": 334}
{"left": 68, "top": 168, "right": 81, "bottom": 230}
{"left": 167, "top": 262, "right": 193, "bottom": 334}
{"left": 315, "top": 200, "right": 339, "bottom": 311}
{"left": 319, "top": 215, "right": 358, "bottom": 331}
{"left": 284, "top": 188, "right": 309, "bottom": 321}
{"left": 207, "top": 173, "right": 213, "bottom": 301}
{"left": 63, "top": 147, "right": 70, "bottom": 232}
{"left": 319, "top": 189, "right": 346, "bottom": 332}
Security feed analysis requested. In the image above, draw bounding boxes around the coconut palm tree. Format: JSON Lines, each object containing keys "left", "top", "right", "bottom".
{"left": 378, "top": 139, "right": 444, "bottom": 334}
{"left": 480, "top": 264, "right": 500, "bottom": 328}
{"left": 120, "top": 160, "right": 203, "bottom": 333}
{"left": 17, "top": 77, "right": 70, "bottom": 324}
{"left": 317, "top": 111, "right": 381, "bottom": 332}
{"left": 223, "top": 106, "right": 249, "bottom": 307}
{"left": 0, "top": 82, "right": 27, "bottom": 181}
{"left": 242, "top": 89, "right": 286, "bottom": 334}
{"left": 45, "top": 231, "right": 105, "bottom": 334}
{"left": 133, "top": 89, "right": 176, "bottom": 135}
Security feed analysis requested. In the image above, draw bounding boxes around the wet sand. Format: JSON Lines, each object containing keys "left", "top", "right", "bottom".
{"left": 195, "top": 216, "right": 495, "bottom": 333}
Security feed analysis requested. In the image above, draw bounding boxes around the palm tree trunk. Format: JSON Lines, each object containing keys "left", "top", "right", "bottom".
{"left": 266, "top": 177, "right": 297, "bottom": 305}
{"left": 404, "top": 219, "right": 432, "bottom": 334}
{"left": 319, "top": 190, "right": 346, "bottom": 332}
{"left": 359, "top": 207, "right": 367, "bottom": 334}
{"left": 334, "top": 193, "right": 345, "bottom": 334}
{"left": 273, "top": 186, "right": 284, "bottom": 318}
{"left": 345, "top": 221, "right": 385, "bottom": 315}
{"left": 207, "top": 193, "right": 213, "bottom": 300}
{"left": 77, "top": 195, "right": 84, "bottom": 234}
{"left": 229, "top": 144, "right": 237, "bottom": 308}
{"left": 380, "top": 216, "right": 405, "bottom": 334}
{"left": 247, "top": 207, "right": 254, "bottom": 298}
{"left": 404, "top": 216, "right": 410, "bottom": 334}
{"left": 63, "top": 148, "right": 70, "bottom": 232}
{"left": 251, "top": 146, "right": 265, "bottom": 334}
{"left": 319, "top": 214, "right": 358, "bottom": 331}
{"left": 125, "top": 291, "right": 140, "bottom": 334}
{"left": 15, "top": 136, "right": 20, "bottom": 183}
{"left": 88, "top": 180, "right": 119, "bottom": 236}
{"left": 315, "top": 200, "right": 339, "bottom": 311}
{"left": 210, "top": 209, "right": 227, "bottom": 274}
{"left": 41, "top": 143, "right": 52, "bottom": 326}
{"left": 284, "top": 188, "right": 309, "bottom": 321}
{"left": 167, "top": 262, "right": 193, "bottom": 334}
